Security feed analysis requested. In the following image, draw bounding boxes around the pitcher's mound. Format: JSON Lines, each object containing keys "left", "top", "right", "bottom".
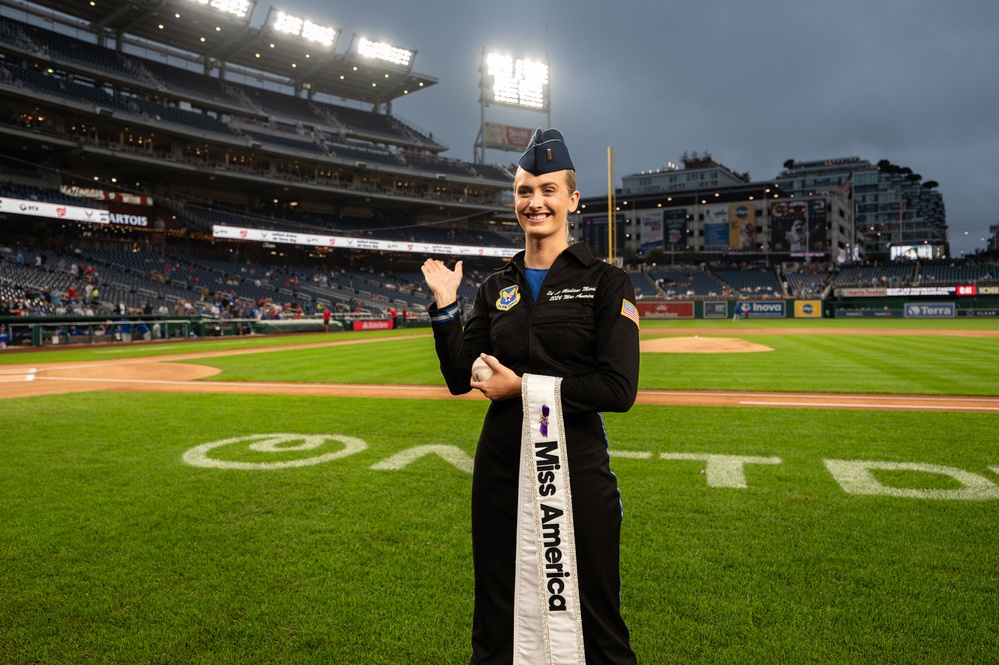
{"left": 641, "top": 336, "right": 774, "bottom": 354}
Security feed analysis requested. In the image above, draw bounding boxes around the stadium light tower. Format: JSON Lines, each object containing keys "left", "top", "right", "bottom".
{"left": 474, "top": 49, "right": 550, "bottom": 164}
{"left": 264, "top": 8, "right": 339, "bottom": 49}
{"left": 348, "top": 35, "right": 415, "bottom": 68}
{"left": 186, "top": 0, "right": 255, "bottom": 23}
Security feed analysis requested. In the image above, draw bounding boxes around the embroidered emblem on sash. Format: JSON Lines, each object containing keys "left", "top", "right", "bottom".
{"left": 496, "top": 285, "right": 521, "bottom": 311}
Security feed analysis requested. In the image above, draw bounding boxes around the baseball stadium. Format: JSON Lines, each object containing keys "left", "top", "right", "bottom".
{"left": 1, "top": 1, "right": 998, "bottom": 663}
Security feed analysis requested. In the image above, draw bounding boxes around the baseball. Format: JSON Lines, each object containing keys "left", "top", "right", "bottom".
{"left": 471, "top": 357, "right": 493, "bottom": 382}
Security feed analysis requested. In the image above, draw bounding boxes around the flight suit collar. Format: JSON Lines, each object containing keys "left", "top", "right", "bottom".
{"left": 509, "top": 243, "right": 594, "bottom": 273}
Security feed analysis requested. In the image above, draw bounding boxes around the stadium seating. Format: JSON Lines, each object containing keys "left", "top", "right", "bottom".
{"left": 833, "top": 264, "right": 916, "bottom": 286}
{"left": 630, "top": 271, "right": 659, "bottom": 298}
{"left": 920, "top": 262, "right": 996, "bottom": 285}
{"left": 711, "top": 267, "right": 784, "bottom": 298}
{"left": 648, "top": 268, "right": 729, "bottom": 298}
{"left": 784, "top": 270, "right": 831, "bottom": 297}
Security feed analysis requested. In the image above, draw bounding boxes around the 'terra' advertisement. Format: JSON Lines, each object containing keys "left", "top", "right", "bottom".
{"left": 904, "top": 303, "right": 955, "bottom": 319}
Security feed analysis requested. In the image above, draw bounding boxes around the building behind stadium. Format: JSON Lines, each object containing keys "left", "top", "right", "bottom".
{"left": 575, "top": 153, "right": 949, "bottom": 266}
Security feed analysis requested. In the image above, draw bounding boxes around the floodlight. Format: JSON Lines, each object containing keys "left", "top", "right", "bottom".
{"left": 484, "top": 52, "right": 548, "bottom": 110}
{"left": 187, "top": 0, "right": 252, "bottom": 20}
{"left": 272, "top": 11, "right": 302, "bottom": 36}
{"left": 301, "top": 20, "right": 337, "bottom": 47}
{"left": 352, "top": 36, "right": 414, "bottom": 67}
{"left": 268, "top": 10, "right": 338, "bottom": 48}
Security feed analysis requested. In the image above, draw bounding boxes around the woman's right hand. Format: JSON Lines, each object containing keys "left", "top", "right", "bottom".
{"left": 421, "top": 259, "right": 463, "bottom": 308}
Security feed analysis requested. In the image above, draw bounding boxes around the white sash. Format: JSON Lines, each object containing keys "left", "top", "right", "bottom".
{"left": 513, "top": 374, "right": 586, "bottom": 665}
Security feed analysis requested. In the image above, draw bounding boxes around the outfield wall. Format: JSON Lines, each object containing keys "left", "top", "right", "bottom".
{"left": 635, "top": 295, "right": 999, "bottom": 320}
{"left": 2, "top": 295, "right": 996, "bottom": 349}
{"left": 0, "top": 314, "right": 410, "bottom": 348}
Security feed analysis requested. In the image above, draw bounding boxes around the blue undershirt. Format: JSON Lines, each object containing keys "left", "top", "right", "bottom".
{"left": 524, "top": 267, "right": 548, "bottom": 301}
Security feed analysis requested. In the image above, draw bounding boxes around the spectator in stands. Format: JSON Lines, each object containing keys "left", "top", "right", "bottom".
{"left": 421, "top": 129, "right": 639, "bottom": 664}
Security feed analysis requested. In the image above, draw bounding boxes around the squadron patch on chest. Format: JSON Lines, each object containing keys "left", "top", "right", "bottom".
{"left": 496, "top": 285, "right": 521, "bottom": 311}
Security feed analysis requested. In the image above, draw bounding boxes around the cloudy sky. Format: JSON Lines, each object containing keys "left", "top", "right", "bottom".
{"left": 273, "top": 0, "right": 998, "bottom": 257}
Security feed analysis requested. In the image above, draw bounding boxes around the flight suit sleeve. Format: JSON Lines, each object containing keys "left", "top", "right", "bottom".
{"left": 428, "top": 285, "right": 493, "bottom": 395}
{"left": 559, "top": 268, "right": 640, "bottom": 414}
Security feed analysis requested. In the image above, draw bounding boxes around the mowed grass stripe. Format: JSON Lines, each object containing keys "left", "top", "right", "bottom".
{"left": 161, "top": 331, "right": 999, "bottom": 396}
{"left": 638, "top": 333, "right": 999, "bottom": 395}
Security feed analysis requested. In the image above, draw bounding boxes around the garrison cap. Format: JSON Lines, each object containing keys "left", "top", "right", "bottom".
{"left": 518, "top": 128, "right": 575, "bottom": 175}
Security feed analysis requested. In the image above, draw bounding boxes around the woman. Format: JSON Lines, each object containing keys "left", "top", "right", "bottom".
{"left": 422, "top": 129, "right": 640, "bottom": 664}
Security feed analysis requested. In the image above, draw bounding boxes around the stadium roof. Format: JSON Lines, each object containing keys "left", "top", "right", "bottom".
{"left": 6, "top": 0, "right": 438, "bottom": 105}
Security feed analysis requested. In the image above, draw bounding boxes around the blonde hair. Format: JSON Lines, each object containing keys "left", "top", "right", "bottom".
{"left": 564, "top": 170, "right": 576, "bottom": 193}
{"left": 565, "top": 170, "right": 577, "bottom": 244}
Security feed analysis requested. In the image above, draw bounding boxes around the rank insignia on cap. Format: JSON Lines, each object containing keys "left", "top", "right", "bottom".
{"left": 518, "top": 128, "right": 575, "bottom": 175}
{"left": 496, "top": 285, "right": 521, "bottom": 311}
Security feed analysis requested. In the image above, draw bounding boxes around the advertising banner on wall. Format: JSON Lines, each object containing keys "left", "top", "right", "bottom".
{"left": 704, "top": 301, "right": 729, "bottom": 318}
{"left": 733, "top": 300, "right": 787, "bottom": 319}
{"left": 60, "top": 185, "right": 154, "bottom": 206}
{"left": 794, "top": 300, "right": 822, "bottom": 318}
{"left": 214, "top": 225, "right": 519, "bottom": 258}
{"left": 0, "top": 196, "right": 109, "bottom": 224}
{"left": 770, "top": 199, "right": 827, "bottom": 256}
{"left": 636, "top": 301, "right": 695, "bottom": 319}
{"left": 483, "top": 123, "right": 535, "bottom": 150}
{"left": 703, "top": 204, "right": 729, "bottom": 249}
{"left": 728, "top": 204, "right": 756, "bottom": 251}
{"left": 352, "top": 319, "right": 394, "bottom": 331}
{"left": 903, "top": 303, "right": 955, "bottom": 318}
{"left": 639, "top": 209, "right": 664, "bottom": 252}
{"left": 665, "top": 209, "right": 687, "bottom": 251}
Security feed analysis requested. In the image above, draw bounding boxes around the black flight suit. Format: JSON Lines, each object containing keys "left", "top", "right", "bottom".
{"left": 429, "top": 243, "right": 640, "bottom": 664}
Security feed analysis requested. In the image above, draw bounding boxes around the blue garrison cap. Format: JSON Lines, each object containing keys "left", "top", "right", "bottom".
{"left": 518, "top": 128, "right": 575, "bottom": 175}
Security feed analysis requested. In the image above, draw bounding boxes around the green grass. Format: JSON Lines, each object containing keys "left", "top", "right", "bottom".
{"left": 638, "top": 333, "right": 999, "bottom": 394}
{"left": 163, "top": 323, "right": 999, "bottom": 396}
{"left": 1, "top": 395, "right": 996, "bottom": 664}
{"left": 1, "top": 320, "right": 997, "bottom": 663}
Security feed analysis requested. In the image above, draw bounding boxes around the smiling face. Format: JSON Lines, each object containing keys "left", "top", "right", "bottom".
{"left": 514, "top": 168, "right": 580, "bottom": 244}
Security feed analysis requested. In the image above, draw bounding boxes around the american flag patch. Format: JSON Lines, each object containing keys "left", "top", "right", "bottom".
{"left": 621, "top": 299, "right": 640, "bottom": 328}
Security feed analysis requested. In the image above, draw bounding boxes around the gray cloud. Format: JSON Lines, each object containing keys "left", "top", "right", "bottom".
{"left": 278, "top": 0, "right": 998, "bottom": 255}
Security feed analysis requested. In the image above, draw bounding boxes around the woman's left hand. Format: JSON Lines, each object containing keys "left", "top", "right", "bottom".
{"left": 470, "top": 353, "right": 521, "bottom": 401}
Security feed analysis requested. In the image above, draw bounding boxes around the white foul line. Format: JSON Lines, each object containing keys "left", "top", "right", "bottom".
{"left": 0, "top": 368, "right": 36, "bottom": 382}
{"left": 739, "top": 400, "right": 999, "bottom": 412}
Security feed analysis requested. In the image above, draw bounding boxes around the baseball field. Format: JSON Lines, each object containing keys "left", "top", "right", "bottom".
{"left": 1, "top": 318, "right": 997, "bottom": 664}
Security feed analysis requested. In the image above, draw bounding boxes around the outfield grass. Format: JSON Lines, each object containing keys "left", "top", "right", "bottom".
{"left": 1, "top": 319, "right": 997, "bottom": 663}
{"left": 172, "top": 324, "right": 999, "bottom": 396}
